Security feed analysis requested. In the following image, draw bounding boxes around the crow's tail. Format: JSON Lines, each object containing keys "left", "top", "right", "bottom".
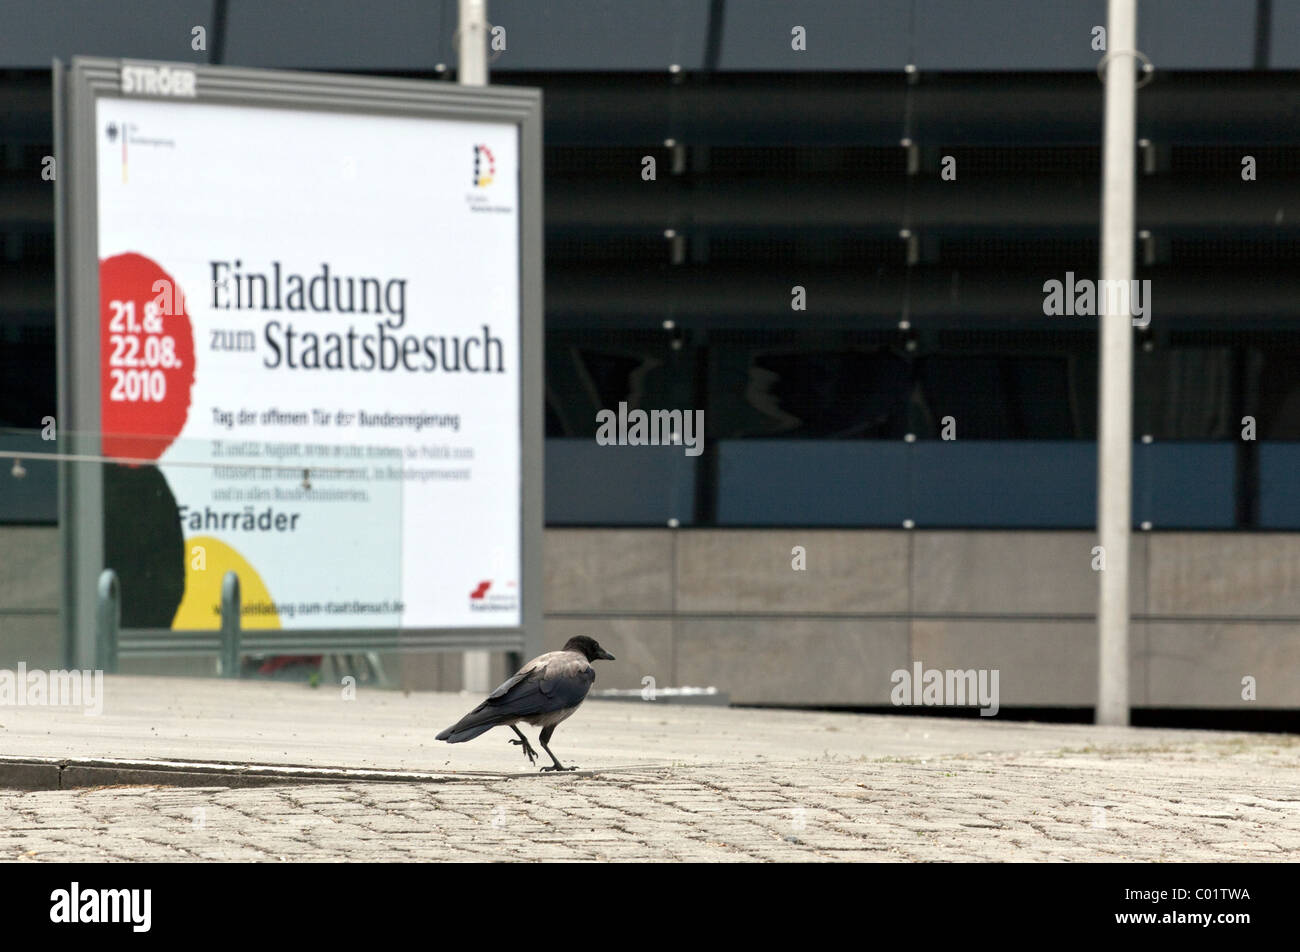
{"left": 436, "top": 702, "right": 506, "bottom": 743}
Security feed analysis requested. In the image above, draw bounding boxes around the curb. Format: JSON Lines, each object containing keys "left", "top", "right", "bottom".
{"left": 0, "top": 756, "right": 682, "bottom": 790}
{"left": 0, "top": 755, "right": 467, "bottom": 791}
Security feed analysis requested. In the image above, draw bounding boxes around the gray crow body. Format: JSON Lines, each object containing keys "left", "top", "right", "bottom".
{"left": 436, "top": 636, "right": 615, "bottom": 771}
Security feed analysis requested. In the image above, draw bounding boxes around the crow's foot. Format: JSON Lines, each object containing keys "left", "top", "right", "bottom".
{"left": 540, "top": 762, "right": 576, "bottom": 772}
{"left": 509, "top": 736, "right": 538, "bottom": 764}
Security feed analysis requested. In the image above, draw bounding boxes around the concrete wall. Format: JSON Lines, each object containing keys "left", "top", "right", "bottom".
{"left": 544, "top": 528, "right": 1300, "bottom": 709}
{"left": 3, "top": 525, "right": 1298, "bottom": 708}
{"left": 0, "top": 526, "right": 61, "bottom": 669}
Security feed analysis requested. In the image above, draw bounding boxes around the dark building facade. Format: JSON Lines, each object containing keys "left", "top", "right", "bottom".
{"left": 2, "top": 1, "right": 1299, "bottom": 712}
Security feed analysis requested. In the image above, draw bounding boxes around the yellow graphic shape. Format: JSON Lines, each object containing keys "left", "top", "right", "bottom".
{"left": 172, "top": 535, "right": 281, "bottom": 630}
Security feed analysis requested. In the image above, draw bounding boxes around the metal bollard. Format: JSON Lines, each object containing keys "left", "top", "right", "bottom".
{"left": 219, "top": 570, "right": 241, "bottom": 678}
{"left": 95, "top": 568, "right": 120, "bottom": 673}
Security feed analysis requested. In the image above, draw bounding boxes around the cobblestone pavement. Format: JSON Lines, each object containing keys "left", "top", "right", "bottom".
{"left": 4, "top": 735, "right": 1298, "bottom": 861}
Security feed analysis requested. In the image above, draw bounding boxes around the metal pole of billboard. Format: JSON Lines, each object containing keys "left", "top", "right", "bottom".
{"left": 220, "top": 570, "right": 241, "bottom": 679}
{"left": 95, "top": 568, "right": 119, "bottom": 674}
{"left": 459, "top": 0, "right": 494, "bottom": 692}
{"left": 1096, "top": 0, "right": 1139, "bottom": 726}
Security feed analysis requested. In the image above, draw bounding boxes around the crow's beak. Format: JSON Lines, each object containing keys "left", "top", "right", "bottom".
{"left": 597, "top": 649, "right": 616, "bottom": 661}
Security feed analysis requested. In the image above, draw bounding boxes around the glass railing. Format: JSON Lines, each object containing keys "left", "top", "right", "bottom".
{"left": 0, "top": 429, "right": 1282, "bottom": 533}
{"left": 541, "top": 436, "right": 1250, "bottom": 529}
{"left": 0, "top": 425, "right": 447, "bottom": 676}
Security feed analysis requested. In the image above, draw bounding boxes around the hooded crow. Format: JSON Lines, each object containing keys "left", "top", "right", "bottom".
{"left": 436, "top": 636, "right": 615, "bottom": 771}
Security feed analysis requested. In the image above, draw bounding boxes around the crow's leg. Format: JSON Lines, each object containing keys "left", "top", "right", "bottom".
{"left": 508, "top": 725, "right": 538, "bottom": 764}
{"left": 538, "top": 725, "right": 576, "bottom": 772}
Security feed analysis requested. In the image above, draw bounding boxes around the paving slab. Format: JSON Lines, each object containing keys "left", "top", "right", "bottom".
{"left": 1, "top": 676, "right": 1297, "bottom": 861}
{"left": 0, "top": 674, "right": 1269, "bottom": 776}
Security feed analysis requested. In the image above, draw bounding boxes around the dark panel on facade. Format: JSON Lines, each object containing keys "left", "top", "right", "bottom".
{"left": 0, "top": 431, "right": 57, "bottom": 523}
{"left": 1258, "top": 444, "right": 1300, "bottom": 527}
{"left": 913, "top": 0, "right": 1107, "bottom": 71}
{"left": 1133, "top": 442, "right": 1237, "bottom": 528}
{"left": 1140, "top": 0, "right": 1256, "bottom": 70}
{"left": 912, "top": 441, "right": 1097, "bottom": 527}
{"left": 716, "top": 0, "right": 911, "bottom": 71}
{"left": 223, "top": 0, "right": 452, "bottom": 70}
{"left": 490, "top": 0, "right": 711, "bottom": 71}
{"left": 716, "top": 441, "right": 909, "bottom": 525}
{"left": 0, "top": 0, "right": 213, "bottom": 68}
{"left": 546, "top": 439, "right": 696, "bottom": 525}
{"left": 1271, "top": 0, "right": 1300, "bottom": 68}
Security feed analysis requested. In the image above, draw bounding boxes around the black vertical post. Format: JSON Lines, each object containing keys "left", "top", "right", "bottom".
{"left": 1255, "top": 0, "right": 1273, "bottom": 70}
{"left": 1234, "top": 343, "right": 1259, "bottom": 527}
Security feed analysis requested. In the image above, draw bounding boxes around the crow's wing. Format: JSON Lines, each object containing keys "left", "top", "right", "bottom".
{"left": 482, "top": 649, "right": 564, "bottom": 702}
{"left": 491, "top": 652, "right": 594, "bottom": 718}
{"left": 436, "top": 652, "right": 593, "bottom": 742}
{"left": 537, "top": 655, "right": 596, "bottom": 709}
{"left": 486, "top": 665, "right": 536, "bottom": 701}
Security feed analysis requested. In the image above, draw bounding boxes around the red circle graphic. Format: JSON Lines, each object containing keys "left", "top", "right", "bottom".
{"left": 99, "top": 253, "right": 196, "bottom": 462}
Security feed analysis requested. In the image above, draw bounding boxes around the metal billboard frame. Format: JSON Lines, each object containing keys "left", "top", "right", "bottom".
{"left": 54, "top": 56, "right": 544, "bottom": 669}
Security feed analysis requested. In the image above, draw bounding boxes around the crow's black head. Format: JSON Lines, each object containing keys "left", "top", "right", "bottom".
{"left": 563, "top": 635, "right": 615, "bottom": 662}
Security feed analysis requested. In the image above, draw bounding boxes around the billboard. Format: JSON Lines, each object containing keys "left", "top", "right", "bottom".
{"left": 56, "top": 59, "right": 543, "bottom": 663}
